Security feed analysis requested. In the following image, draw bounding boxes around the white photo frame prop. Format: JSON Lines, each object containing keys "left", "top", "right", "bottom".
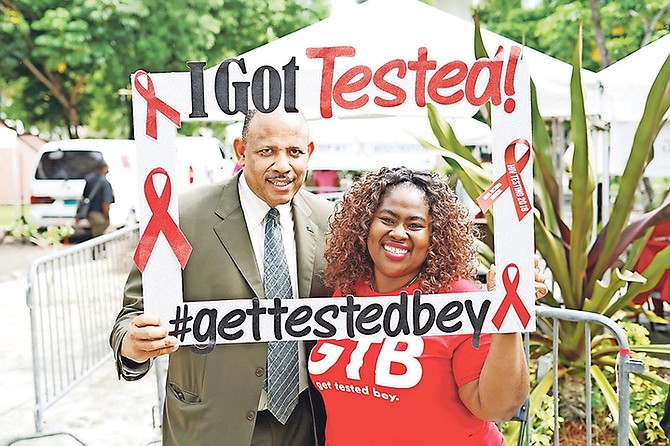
{"left": 130, "top": 43, "right": 535, "bottom": 347}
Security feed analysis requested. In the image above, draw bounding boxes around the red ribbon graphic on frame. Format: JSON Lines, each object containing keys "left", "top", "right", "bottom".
{"left": 491, "top": 263, "right": 531, "bottom": 330}
{"left": 133, "top": 70, "right": 181, "bottom": 140}
{"left": 133, "top": 167, "right": 192, "bottom": 272}
{"left": 477, "top": 138, "right": 532, "bottom": 221}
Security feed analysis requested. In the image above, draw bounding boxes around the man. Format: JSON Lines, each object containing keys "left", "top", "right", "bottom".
{"left": 110, "top": 109, "right": 333, "bottom": 446}
{"left": 82, "top": 158, "right": 115, "bottom": 236}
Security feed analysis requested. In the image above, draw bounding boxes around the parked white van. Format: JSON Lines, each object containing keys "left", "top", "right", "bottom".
{"left": 29, "top": 136, "right": 235, "bottom": 230}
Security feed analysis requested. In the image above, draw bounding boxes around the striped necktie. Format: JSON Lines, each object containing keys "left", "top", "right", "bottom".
{"left": 263, "top": 208, "right": 299, "bottom": 424}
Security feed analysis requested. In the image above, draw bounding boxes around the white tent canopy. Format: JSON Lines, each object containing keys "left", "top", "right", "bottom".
{"left": 230, "top": 0, "right": 599, "bottom": 120}
{"left": 225, "top": 115, "right": 491, "bottom": 171}
{"left": 218, "top": 0, "right": 602, "bottom": 172}
{"left": 596, "top": 35, "right": 670, "bottom": 177}
{"left": 597, "top": 35, "right": 670, "bottom": 123}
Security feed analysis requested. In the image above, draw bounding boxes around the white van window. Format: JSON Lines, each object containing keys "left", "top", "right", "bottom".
{"left": 35, "top": 150, "right": 104, "bottom": 180}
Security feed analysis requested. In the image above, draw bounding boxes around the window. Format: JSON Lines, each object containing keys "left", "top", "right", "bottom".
{"left": 35, "top": 151, "right": 103, "bottom": 180}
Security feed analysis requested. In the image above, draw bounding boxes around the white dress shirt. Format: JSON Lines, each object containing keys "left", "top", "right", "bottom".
{"left": 238, "top": 174, "right": 309, "bottom": 410}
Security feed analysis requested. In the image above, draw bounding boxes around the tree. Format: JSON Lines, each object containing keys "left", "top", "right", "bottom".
{"left": 587, "top": 0, "right": 611, "bottom": 68}
{"left": 0, "top": 0, "right": 146, "bottom": 137}
{"left": 477, "top": 0, "right": 670, "bottom": 71}
{"left": 0, "top": 0, "right": 328, "bottom": 138}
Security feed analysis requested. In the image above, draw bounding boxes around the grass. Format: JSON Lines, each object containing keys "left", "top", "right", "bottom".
{"left": 0, "top": 205, "right": 27, "bottom": 226}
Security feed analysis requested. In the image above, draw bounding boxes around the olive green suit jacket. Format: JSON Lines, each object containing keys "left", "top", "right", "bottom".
{"left": 110, "top": 173, "right": 334, "bottom": 446}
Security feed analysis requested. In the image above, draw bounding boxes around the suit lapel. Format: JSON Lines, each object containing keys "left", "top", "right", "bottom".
{"left": 213, "top": 177, "right": 318, "bottom": 299}
{"left": 292, "top": 191, "right": 317, "bottom": 298}
{"left": 213, "top": 175, "right": 265, "bottom": 299}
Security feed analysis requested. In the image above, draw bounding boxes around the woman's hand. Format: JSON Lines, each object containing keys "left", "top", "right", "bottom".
{"left": 464, "top": 255, "right": 548, "bottom": 421}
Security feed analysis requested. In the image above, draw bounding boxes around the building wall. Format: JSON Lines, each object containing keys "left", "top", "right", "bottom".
{"left": 0, "top": 126, "right": 44, "bottom": 205}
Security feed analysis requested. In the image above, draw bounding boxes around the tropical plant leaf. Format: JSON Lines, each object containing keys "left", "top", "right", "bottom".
{"left": 421, "top": 104, "right": 497, "bottom": 238}
{"left": 473, "top": 11, "right": 491, "bottom": 126}
{"left": 588, "top": 52, "right": 670, "bottom": 288}
{"left": 640, "top": 308, "right": 669, "bottom": 325}
{"left": 606, "top": 243, "right": 670, "bottom": 316}
{"left": 622, "top": 190, "right": 670, "bottom": 273}
{"left": 535, "top": 215, "right": 573, "bottom": 305}
{"left": 426, "top": 103, "right": 481, "bottom": 165}
{"left": 633, "top": 370, "right": 670, "bottom": 389}
{"left": 416, "top": 138, "right": 490, "bottom": 192}
{"left": 631, "top": 344, "right": 670, "bottom": 360}
{"left": 613, "top": 204, "right": 670, "bottom": 264}
{"left": 591, "top": 364, "right": 641, "bottom": 446}
{"left": 529, "top": 80, "right": 552, "bottom": 159}
{"left": 587, "top": 194, "right": 670, "bottom": 295}
{"left": 475, "top": 237, "right": 494, "bottom": 268}
{"left": 531, "top": 80, "right": 567, "bottom": 240}
{"left": 567, "top": 25, "right": 595, "bottom": 308}
{"left": 583, "top": 269, "right": 646, "bottom": 314}
{"left": 529, "top": 368, "right": 556, "bottom": 411}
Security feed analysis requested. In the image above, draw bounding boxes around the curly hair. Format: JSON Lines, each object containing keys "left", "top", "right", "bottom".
{"left": 323, "top": 166, "right": 479, "bottom": 295}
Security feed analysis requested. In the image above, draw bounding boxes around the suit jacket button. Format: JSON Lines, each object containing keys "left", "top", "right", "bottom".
{"left": 255, "top": 367, "right": 264, "bottom": 377}
{"left": 246, "top": 411, "right": 256, "bottom": 421}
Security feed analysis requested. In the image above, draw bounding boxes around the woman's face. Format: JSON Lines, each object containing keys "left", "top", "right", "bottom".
{"left": 367, "top": 184, "right": 433, "bottom": 294}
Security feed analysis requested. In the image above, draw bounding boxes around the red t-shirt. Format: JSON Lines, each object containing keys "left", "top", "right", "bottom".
{"left": 308, "top": 279, "right": 504, "bottom": 446}
{"left": 633, "top": 220, "right": 670, "bottom": 304}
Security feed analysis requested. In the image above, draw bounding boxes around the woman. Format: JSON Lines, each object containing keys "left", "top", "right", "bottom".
{"left": 308, "top": 167, "right": 531, "bottom": 445}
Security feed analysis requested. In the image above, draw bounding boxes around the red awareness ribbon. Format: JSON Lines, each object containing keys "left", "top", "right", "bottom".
{"left": 133, "top": 70, "right": 181, "bottom": 140}
{"left": 133, "top": 167, "right": 192, "bottom": 272}
{"left": 476, "top": 138, "right": 532, "bottom": 221}
{"left": 491, "top": 263, "right": 531, "bottom": 330}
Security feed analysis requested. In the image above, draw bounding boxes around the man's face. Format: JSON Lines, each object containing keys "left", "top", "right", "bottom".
{"left": 234, "top": 111, "right": 314, "bottom": 207}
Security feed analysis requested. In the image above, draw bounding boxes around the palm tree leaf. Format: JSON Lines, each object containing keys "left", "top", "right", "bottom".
{"left": 567, "top": 25, "right": 595, "bottom": 307}
{"left": 589, "top": 53, "right": 670, "bottom": 286}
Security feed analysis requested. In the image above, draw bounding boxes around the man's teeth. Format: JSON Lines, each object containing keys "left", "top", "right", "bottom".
{"left": 270, "top": 179, "right": 291, "bottom": 186}
{"left": 384, "top": 245, "right": 408, "bottom": 255}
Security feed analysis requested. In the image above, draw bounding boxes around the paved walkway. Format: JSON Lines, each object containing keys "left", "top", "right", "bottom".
{"left": 0, "top": 241, "right": 160, "bottom": 446}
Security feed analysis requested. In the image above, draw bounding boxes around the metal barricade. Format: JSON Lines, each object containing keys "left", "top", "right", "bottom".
{"left": 518, "top": 306, "right": 646, "bottom": 446}
{"left": 4, "top": 226, "right": 139, "bottom": 446}
{"left": 10, "top": 247, "right": 640, "bottom": 446}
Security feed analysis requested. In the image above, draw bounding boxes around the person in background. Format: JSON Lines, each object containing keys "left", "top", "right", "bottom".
{"left": 632, "top": 220, "right": 670, "bottom": 320}
{"left": 309, "top": 166, "right": 546, "bottom": 446}
{"left": 83, "top": 158, "right": 114, "bottom": 236}
{"left": 311, "top": 169, "right": 340, "bottom": 194}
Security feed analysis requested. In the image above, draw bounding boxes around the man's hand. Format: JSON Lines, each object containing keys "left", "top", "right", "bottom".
{"left": 120, "top": 315, "right": 179, "bottom": 363}
{"left": 486, "top": 255, "right": 548, "bottom": 300}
